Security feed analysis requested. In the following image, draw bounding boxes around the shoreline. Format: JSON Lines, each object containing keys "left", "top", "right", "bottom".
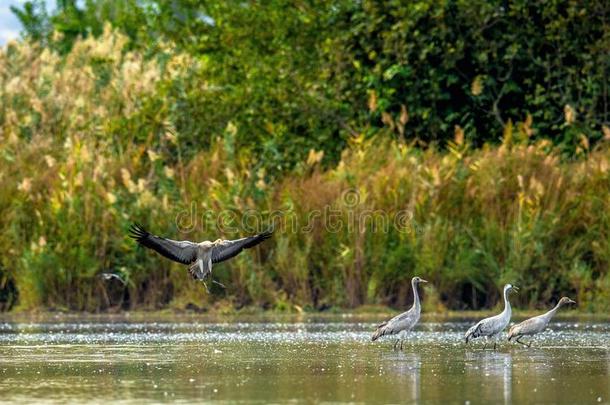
{"left": 1, "top": 307, "right": 607, "bottom": 323}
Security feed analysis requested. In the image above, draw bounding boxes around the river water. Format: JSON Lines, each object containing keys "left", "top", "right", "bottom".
{"left": 0, "top": 314, "right": 608, "bottom": 403}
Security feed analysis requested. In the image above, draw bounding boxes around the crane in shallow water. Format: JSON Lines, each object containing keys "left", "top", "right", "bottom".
{"left": 508, "top": 296, "right": 576, "bottom": 347}
{"left": 371, "top": 276, "right": 427, "bottom": 350}
{"left": 465, "top": 284, "right": 518, "bottom": 350}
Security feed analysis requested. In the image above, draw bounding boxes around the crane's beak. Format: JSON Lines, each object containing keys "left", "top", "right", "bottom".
{"left": 512, "top": 286, "right": 519, "bottom": 293}
{"left": 568, "top": 298, "right": 576, "bottom": 304}
{"left": 419, "top": 279, "right": 428, "bottom": 283}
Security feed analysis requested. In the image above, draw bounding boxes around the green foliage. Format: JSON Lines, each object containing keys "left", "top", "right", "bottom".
{"left": 12, "top": 0, "right": 610, "bottom": 163}
{"left": 158, "top": 1, "right": 347, "bottom": 172}
{"left": 12, "top": 1, "right": 347, "bottom": 172}
{"left": 329, "top": 0, "right": 610, "bottom": 149}
{"left": 2, "top": 4, "right": 610, "bottom": 312}
{"left": 12, "top": 0, "right": 148, "bottom": 52}
{"left": 10, "top": 0, "right": 49, "bottom": 42}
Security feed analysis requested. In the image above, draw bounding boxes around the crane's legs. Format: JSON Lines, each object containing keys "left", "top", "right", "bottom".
{"left": 393, "top": 340, "right": 399, "bottom": 350}
{"left": 482, "top": 338, "right": 498, "bottom": 350}
{"left": 188, "top": 262, "right": 199, "bottom": 278}
{"left": 515, "top": 337, "right": 531, "bottom": 348}
{"left": 400, "top": 340, "right": 404, "bottom": 350}
{"left": 199, "top": 278, "right": 226, "bottom": 293}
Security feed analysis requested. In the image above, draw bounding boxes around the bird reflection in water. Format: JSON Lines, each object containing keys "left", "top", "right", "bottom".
{"left": 465, "top": 350, "right": 512, "bottom": 405}
{"left": 381, "top": 351, "right": 421, "bottom": 402}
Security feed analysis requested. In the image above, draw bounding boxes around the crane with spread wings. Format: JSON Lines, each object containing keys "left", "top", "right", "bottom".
{"left": 129, "top": 223, "right": 272, "bottom": 290}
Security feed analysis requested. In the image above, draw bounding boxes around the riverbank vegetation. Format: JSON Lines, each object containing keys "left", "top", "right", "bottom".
{"left": 1, "top": 1, "right": 609, "bottom": 312}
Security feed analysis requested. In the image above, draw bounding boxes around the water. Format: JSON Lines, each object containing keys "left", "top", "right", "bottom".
{"left": 0, "top": 314, "right": 608, "bottom": 403}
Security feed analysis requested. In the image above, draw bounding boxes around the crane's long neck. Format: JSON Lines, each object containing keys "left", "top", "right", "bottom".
{"left": 411, "top": 281, "right": 421, "bottom": 312}
{"left": 502, "top": 288, "right": 511, "bottom": 317}
{"left": 543, "top": 301, "right": 563, "bottom": 321}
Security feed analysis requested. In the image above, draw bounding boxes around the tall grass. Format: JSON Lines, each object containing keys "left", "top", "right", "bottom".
{"left": 1, "top": 28, "right": 608, "bottom": 312}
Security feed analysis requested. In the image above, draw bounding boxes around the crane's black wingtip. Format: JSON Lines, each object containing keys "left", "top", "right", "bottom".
{"left": 128, "top": 222, "right": 149, "bottom": 241}
{"left": 259, "top": 229, "right": 273, "bottom": 239}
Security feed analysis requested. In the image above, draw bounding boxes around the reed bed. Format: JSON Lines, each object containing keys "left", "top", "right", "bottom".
{"left": 1, "top": 29, "right": 608, "bottom": 312}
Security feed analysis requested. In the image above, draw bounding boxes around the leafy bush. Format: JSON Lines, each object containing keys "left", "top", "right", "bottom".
{"left": 329, "top": 0, "right": 610, "bottom": 151}
{"left": 12, "top": 0, "right": 610, "bottom": 164}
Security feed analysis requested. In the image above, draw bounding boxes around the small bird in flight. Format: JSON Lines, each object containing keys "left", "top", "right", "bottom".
{"left": 129, "top": 223, "right": 272, "bottom": 290}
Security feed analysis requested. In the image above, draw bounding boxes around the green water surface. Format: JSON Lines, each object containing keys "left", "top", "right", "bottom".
{"left": 0, "top": 315, "right": 608, "bottom": 403}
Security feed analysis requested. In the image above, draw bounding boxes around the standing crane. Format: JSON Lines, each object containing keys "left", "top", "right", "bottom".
{"left": 465, "top": 284, "right": 518, "bottom": 350}
{"left": 371, "top": 276, "right": 428, "bottom": 350}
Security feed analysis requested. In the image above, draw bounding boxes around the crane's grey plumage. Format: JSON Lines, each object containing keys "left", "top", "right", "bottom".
{"left": 465, "top": 284, "right": 518, "bottom": 350}
{"left": 129, "top": 223, "right": 272, "bottom": 285}
{"left": 508, "top": 296, "right": 576, "bottom": 347}
{"left": 371, "top": 276, "right": 427, "bottom": 350}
